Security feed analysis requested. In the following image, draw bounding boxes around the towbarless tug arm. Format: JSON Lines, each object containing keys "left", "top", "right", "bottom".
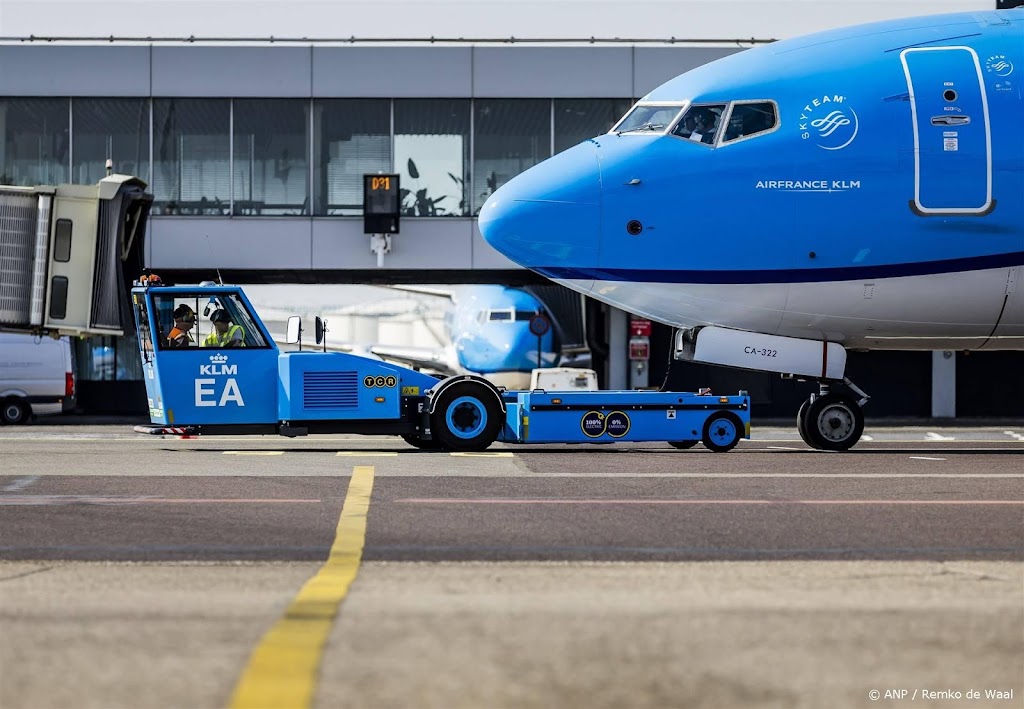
{"left": 131, "top": 282, "right": 751, "bottom": 452}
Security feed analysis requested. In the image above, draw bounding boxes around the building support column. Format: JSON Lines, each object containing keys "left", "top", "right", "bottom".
{"left": 606, "top": 306, "right": 628, "bottom": 391}
{"left": 931, "top": 350, "right": 956, "bottom": 418}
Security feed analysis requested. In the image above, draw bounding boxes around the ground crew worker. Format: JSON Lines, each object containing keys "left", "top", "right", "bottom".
{"left": 166, "top": 304, "right": 196, "bottom": 348}
{"left": 204, "top": 309, "right": 245, "bottom": 348}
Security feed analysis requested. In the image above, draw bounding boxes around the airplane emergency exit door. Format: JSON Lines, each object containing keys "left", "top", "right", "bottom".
{"left": 901, "top": 47, "right": 993, "bottom": 215}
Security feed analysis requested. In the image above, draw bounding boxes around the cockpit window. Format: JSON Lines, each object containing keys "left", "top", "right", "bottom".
{"left": 485, "top": 309, "right": 537, "bottom": 322}
{"left": 670, "top": 104, "right": 727, "bottom": 145}
{"left": 722, "top": 102, "right": 778, "bottom": 143}
{"left": 613, "top": 104, "right": 684, "bottom": 135}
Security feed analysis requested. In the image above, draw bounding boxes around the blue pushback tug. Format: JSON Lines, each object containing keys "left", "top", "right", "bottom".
{"left": 131, "top": 281, "right": 751, "bottom": 452}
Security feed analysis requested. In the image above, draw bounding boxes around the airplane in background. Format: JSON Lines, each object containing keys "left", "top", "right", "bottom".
{"left": 480, "top": 9, "right": 1024, "bottom": 450}
{"left": 248, "top": 284, "right": 577, "bottom": 390}
{"left": 369, "top": 284, "right": 573, "bottom": 390}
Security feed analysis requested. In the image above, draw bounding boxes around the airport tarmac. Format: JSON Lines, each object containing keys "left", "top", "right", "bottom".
{"left": 1, "top": 425, "right": 1022, "bottom": 709}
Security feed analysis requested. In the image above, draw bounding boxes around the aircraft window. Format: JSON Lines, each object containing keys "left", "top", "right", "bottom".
{"left": 613, "top": 105, "right": 683, "bottom": 135}
{"left": 515, "top": 311, "right": 535, "bottom": 322}
{"left": 671, "top": 104, "right": 727, "bottom": 145}
{"left": 723, "top": 102, "right": 778, "bottom": 143}
{"left": 488, "top": 310, "right": 513, "bottom": 322}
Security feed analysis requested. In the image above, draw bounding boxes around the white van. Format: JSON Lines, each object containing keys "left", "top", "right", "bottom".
{"left": 0, "top": 333, "right": 75, "bottom": 424}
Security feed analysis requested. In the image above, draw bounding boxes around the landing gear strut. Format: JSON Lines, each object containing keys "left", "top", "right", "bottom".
{"left": 797, "top": 378, "right": 869, "bottom": 451}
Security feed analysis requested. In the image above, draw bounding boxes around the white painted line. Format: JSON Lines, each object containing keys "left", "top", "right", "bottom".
{"left": 523, "top": 473, "right": 1021, "bottom": 479}
{"left": 450, "top": 452, "right": 515, "bottom": 457}
{"left": 860, "top": 435, "right": 874, "bottom": 442}
{"left": 0, "top": 496, "right": 320, "bottom": 506}
{"left": 909, "top": 456, "right": 947, "bottom": 461}
{"left": 398, "top": 498, "right": 1023, "bottom": 506}
{"left": 1004, "top": 430, "right": 1024, "bottom": 442}
{"left": 2, "top": 476, "right": 39, "bottom": 492}
{"left": 223, "top": 451, "right": 285, "bottom": 456}
{"left": 336, "top": 452, "right": 398, "bottom": 457}
{"left": 767, "top": 446, "right": 801, "bottom": 451}
{"left": 926, "top": 432, "right": 955, "bottom": 441}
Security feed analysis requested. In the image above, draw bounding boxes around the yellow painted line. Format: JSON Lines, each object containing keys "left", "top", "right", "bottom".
{"left": 450, "top": 451, "right": 514, "bottom": 457}
{"left": 229, "top": 465, "right": 375, "bottom": 709}
{"left": 222, "top": 451, "right": 285, "bottom": 456}
{"left": 335, "top": 451, "right": 398, "bottom": 457}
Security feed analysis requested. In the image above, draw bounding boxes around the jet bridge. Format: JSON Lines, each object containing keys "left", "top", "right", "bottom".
{"left": 0, "top": 175, "right": 152, "bottom": 338}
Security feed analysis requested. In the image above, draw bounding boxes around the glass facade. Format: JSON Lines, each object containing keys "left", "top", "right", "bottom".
{"left": 0, "top": 98, "right": 70, "bottom": 186}
{"left": 152, "top": 98, "right": 231, "bottom": 215}
{"left": 395, "top": 99, "right": 471, "bottom": 217}
{"left": 314, "top": 99, "right": 390, "bottom": 216}
{"left": 2, "top": 96, "right": 632, "bottom": 217}
{"left": 233, "top": 99, "right": 310, "bottom": 215}
{"left": 473, "top": 99, "right": 551, "bottom": 213}
{"left": 74, "top": 336, "right": 143, "bottom": 381}
{"left": 554, "top": 99, "right": 634, "bottom": 154}
{"left": 72, "top": 98, "right": 150, "bottom": 186}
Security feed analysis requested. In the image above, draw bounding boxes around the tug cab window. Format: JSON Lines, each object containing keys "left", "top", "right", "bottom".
{"left": 133, "top": 295, "right": 153, "bottom": 362}
{"left": 671, "top": 104, "right": 727, "bottom": 145}
{"left": 722, "top": 102, "right": 778, "bottom": 143}
{"left": 154, "top": 293, "right": 269, "bottom": 350}
{"left": 613, "top": 104, "right": 684, "bottom": 135}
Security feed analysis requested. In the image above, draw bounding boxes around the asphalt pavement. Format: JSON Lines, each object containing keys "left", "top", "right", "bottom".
{"left": 1, "top": 426, "right": 1021, "bottom": 708}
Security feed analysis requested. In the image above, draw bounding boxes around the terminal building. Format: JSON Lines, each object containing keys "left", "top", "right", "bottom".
{"left": 0, "top": 0, "right": 1020, "bottom": 417}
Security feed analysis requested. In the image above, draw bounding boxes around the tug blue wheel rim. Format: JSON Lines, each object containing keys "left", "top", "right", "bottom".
{"left": 446, "top": 396, "right": 487, "bottom": 439}
{"left": 707, "top": 417, "right": 738, "bottom": 447}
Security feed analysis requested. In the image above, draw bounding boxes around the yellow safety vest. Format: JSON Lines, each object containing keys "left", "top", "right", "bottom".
{"left": 203, "top": 325, "right": 245, "bottom": 348}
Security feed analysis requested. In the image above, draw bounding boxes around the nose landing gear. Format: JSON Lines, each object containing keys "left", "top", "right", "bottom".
{"left": 797, "top": 378, "right": 869, "bottom": 451}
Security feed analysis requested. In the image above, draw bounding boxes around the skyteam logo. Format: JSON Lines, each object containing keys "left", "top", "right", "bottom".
{"left": 799, "top": 94, "right": 859, "bottom": 151}
{"left": 986, "top": 55, "right": 1014, "bottom": 78}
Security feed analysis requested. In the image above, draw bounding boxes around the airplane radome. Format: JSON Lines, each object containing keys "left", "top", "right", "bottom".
{"left": 479, "top": 9, "right": 1024, "bottom": 452}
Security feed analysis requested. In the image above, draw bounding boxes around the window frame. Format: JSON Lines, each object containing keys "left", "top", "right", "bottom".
{"left": 153, "top": 292, "right": 272, "bottom": 351}
{"left": 609, "top": 101, "right": 687, "bottom": 136}
{"left": 717, "top": 99, "right": 782, "bottom": 147}
{"left": 667, "top": 101, "right": 730, "bottom": 148}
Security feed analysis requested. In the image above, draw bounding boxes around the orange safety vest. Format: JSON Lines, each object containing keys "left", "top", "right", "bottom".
{"left": 167, "top": 327, "right": 193, "bottom": 348}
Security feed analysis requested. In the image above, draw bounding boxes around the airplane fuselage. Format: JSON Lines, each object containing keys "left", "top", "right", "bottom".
{"left": 480, "top": 10, "right": 1024, "bottom": 351}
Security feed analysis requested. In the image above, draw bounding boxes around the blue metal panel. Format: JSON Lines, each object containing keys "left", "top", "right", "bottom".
{"left": 150, "top": 346, "right": 280, "bottom": 426}
{"left": 277, "top": 352, "right": 407, "bottom": 421}
{"left": 303, "top": 371, "right": 359, "bottom": 409}
{"left": 503, "top": 390, "right": 750, "bottom": 444}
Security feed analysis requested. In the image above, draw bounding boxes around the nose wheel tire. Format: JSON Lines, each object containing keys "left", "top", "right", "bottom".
{"left": 796, "top": 397, "right": 814, "bottom": 447}
{"left": 431, "top": 381, "right": 503, "bottom": 452}
{"left": 701, "top": 412, "right": 743, "bottom": 453}
{"left": 800, "top": 392, "right": 864, "bottom": 451}
{"left": 1, "top": 398, "right": 30, "bottom": 425}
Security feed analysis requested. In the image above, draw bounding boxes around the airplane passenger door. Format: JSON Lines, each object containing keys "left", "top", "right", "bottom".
{"left": 901, "top": 47, "right": 992, "bottom": 215}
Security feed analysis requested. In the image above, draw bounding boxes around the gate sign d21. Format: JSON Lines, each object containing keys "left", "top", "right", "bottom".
{"left": 364, "top": 174, "right": 401, "bottom": 234}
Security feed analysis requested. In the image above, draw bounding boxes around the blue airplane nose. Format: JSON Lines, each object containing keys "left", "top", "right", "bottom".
{"left": 478, "top": 141, "right": 601, "bottom": 272}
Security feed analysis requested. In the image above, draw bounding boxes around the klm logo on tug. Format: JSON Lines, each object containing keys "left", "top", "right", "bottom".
{"left": 195, "top": 354, "right": 245, "bottom": 407}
